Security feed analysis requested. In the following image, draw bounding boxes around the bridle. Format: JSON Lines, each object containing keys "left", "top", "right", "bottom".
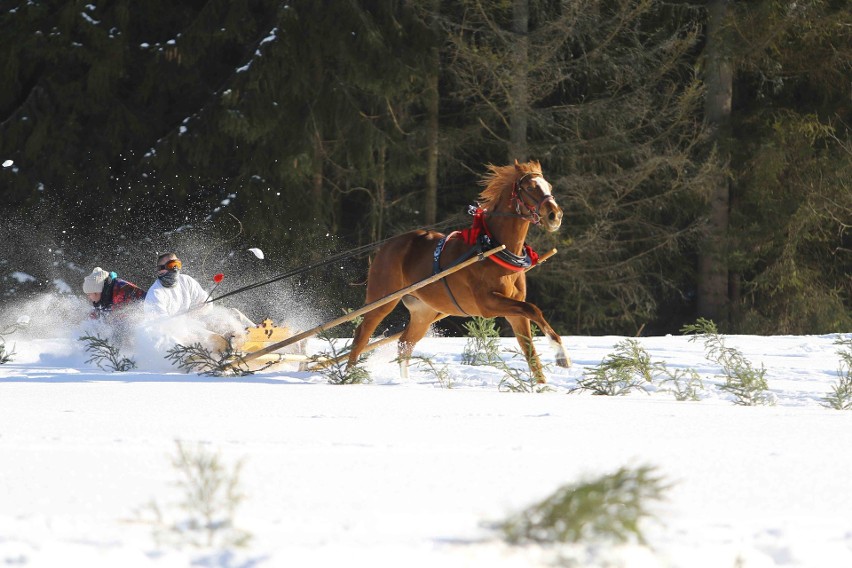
{"left": 510, "top": 172, "right": 557, "bottom": 225}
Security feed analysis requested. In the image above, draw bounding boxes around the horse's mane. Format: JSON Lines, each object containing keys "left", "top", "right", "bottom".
{"left": 477, "top": 160, "right": 542, "bottom": 210}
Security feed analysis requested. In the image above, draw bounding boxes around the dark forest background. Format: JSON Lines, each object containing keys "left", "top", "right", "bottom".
{"left": 1, "top": 0, "right": 849, "bottom": 336}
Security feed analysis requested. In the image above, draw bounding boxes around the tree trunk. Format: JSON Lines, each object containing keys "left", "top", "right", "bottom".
{"left": 508, "top": 0, "right": 529, "bottom": 162}
{"left": 374, "top": 143, "right": 387, "bottom": 244}
{"left": 311, "top": 127, "right": 324, "bottom": 223}
{"left": 697, "top": 0, "right": 732, "bottom": 323}
{"left": 309, "top": 44, "right": 325, "bottom": 226}
{"left": 424, "top": 28, "right": 440, "bottom": 225}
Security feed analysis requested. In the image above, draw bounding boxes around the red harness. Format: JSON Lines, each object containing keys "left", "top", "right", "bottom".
{"left": 448, "top": 208, "right": 539, "bottom": 272}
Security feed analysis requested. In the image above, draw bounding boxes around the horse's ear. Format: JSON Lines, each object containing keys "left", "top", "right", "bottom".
{"left": 514, "top": 159, "right": 522, "bottom": 171}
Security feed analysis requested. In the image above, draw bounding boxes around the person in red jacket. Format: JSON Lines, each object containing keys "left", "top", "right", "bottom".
{"left": 82, "top": 266, "right": 147, "bottom": 321}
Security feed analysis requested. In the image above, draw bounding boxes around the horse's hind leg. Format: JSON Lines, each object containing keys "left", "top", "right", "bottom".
{"left": 397, "top": 295, "right": 440, "bottom": 379}
{"left": 347, "top": 299, "right": 401, "bottom": 370}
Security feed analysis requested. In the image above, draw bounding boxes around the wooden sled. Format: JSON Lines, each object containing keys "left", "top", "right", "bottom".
{"left": 241, "top": 318, "right": 305, "bottom": 353}
{"left": 233, "top": 318, "right": 320, "bottom": 370}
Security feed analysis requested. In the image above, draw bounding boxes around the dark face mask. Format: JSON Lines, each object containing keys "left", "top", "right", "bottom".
{"left": 158, "top": 269, "right": 179, "bottom": 288}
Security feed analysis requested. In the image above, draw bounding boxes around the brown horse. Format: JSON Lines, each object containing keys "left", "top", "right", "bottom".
{"left": 347, "top": 160, "right": 570, "bottom": 382}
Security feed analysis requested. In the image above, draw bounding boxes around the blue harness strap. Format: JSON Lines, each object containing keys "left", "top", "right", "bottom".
{"left": 433, "top": 233, "right": 477, "bottom": 316}
{"left": 432, "top": 236, "right": 447, "bottom": 275}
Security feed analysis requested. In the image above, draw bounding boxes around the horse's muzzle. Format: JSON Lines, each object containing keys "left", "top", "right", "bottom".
{"left": 542, "top": 203, "right": 563, "bottom": 232}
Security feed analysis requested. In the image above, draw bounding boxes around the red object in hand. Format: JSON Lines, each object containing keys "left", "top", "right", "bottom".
{"left": 213, "top": 273, "right": 224, "bottom": 283}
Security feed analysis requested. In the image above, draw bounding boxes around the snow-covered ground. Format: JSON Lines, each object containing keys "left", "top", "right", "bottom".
{"left": 1, "top": 303, "right": 851, "bottom": 567}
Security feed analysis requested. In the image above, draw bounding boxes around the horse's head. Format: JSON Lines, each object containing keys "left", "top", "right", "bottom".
{"left": 512, "top": 160, "right": 563, "bottom": 232}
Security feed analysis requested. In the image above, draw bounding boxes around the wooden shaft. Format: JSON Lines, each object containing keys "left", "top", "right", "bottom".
{"left": 239, "top": 245, "right": 506, "bottom": 364}
{"left": 537, "top": 248, "right": 558, "bottom": 264}
{"left": 305, "top": 247, "right": 558, "bottom": 370}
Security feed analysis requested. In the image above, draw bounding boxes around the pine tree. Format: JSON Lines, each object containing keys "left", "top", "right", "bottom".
{"left": 697, "top": 0, "right": 733, "bottom": 325}
{"left": 725, "top": 0, "right": 852, "bottom": 332}
{"left": 438, "top": 1, "right": 711, "bottom": 334}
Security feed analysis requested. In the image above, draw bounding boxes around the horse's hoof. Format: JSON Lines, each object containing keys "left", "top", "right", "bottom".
{"left": 556, "top": 354, "right": 572, "bottom": 368}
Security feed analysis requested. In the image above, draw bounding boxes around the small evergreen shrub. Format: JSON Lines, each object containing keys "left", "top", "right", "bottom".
{"left": 499, "top": 465, "right": 668, "bottom": 545}
{"left": 657, "top": 367, "right": 705, "bottom": 401}
{"left": 0, "top": 319, "right": 27, "bottom": 365}
{"left": 310, "top": 330, "right": 371, "bottom": 384}
{"left": 496, "top": 348, "right": 552, "bottom": 393}
{"left": 461, "top": 316, "right": 501, "bottom": 366}
{"left": 409, "top": 354, "right": 455, "bottom": 388}
{"left": 0, "top": 342, "right": 13, "bottom": 364}
{"left": 822, "top": 336, "right": 852, "bottom": 410}
{"left": 572, "top": 339, "right": 704, "bottom": 399}
{"left": 165, "top": 336, "right": 262, "bottom": 377}
{"left": 571, "top": 339, "right": 654, "bottom": 396}
{"left": 682, "top": 318, "right": 773, "bottom": 406}
{"left": 141, "top": 440, "right": 251, "bottom": 549}
{"left": 79, "top": 333, "right": 137, "bottom": 372}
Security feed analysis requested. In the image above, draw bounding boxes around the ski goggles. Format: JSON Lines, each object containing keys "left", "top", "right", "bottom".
{"left": 157, "top": 259, "right": 182, "bottom": 272}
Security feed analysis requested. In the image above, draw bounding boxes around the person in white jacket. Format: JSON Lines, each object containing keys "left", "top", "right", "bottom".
{"left": 143, "top": 252, "right": 208, "bottom": 319}
{"left": 143, "top": 252, "right": 254, "bottom": 353}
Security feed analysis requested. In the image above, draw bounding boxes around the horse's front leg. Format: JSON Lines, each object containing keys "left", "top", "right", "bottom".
{"left": 504, "top": 315, "right": 547, "bottom": 383}
{"left": 486, "top": 292, "right": 571, "bottom": 371}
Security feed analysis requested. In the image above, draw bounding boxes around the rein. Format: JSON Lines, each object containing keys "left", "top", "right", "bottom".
{"left": 206, "top": 215, "right": 467, "bottom": 305}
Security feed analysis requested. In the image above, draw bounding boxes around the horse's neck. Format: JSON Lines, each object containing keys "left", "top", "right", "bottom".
{"left": 486, "top": 198, "right": 529, "bottom": 255}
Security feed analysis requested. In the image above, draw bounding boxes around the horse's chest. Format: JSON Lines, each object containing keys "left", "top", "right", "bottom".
{"left": 483, "top": 271, "right": 525, "bottom": 298}
{"left": 502, "top": 275, "right": 525, "bottom": 297}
